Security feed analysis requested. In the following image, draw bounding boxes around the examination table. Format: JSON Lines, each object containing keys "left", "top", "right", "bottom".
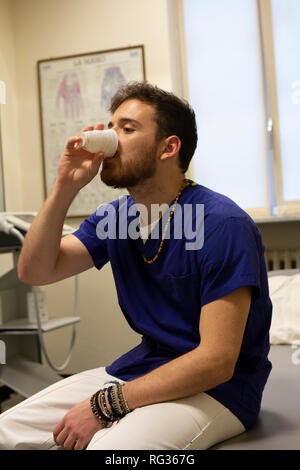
{"left": 212, "top": 344, "right": 300, "bottom": 450}
{"left": 213, "top": 268, "right": 300, "bottom": 450}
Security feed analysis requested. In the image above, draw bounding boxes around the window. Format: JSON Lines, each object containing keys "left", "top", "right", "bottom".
{"left": 269, "top": 0, "right": 300, "bottom": 211}
{"left": 180, "top": 0, "right": 300, "bottom": 218}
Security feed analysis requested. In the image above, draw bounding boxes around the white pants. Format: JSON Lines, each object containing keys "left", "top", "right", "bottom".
{"left": 0, "top": 367, "right": 245, "bottom": 450}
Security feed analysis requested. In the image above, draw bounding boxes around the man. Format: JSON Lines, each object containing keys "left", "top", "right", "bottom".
{"left": 0, "top": 82, "right": 272, "bottom": 450}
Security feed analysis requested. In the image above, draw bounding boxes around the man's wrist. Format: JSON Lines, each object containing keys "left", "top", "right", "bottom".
{"left": 89, "top": 384, "right": 132, "bottom": 424}
{"left": 51, "top": 178, "right": 80, "bottom": 205}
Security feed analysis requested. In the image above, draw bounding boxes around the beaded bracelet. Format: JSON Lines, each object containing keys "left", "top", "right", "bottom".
{"left": 115, "top": 383, "right": 131, "bottom": 415}
{"left": 111, "top": 384, "right": 123, "bottom": 416}
{"left": 119, "top": 383, "right": 131, "bottom": 414}
{"left": 99, "top": 389, "right": 111, "bottom": 420}
{"left": 90, "top": 383, "right": 131, "bottom": 425}
{"left": 106, "top": 385, "right": 119, "bottom": 420}
{"left": 90, "top": 392, "right": 110, "bottom": 427}
{"left": 110, "top": 383, "right": 130, "bottom": 418}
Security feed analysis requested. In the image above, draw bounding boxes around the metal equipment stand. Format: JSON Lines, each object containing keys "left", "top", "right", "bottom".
{"left": 0, "top": 232, "right": 80, "bottom": 405}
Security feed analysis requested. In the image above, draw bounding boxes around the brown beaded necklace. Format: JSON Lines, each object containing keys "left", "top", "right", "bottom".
{"left": 142, "top": 179, "right": 190, "bottom": 264}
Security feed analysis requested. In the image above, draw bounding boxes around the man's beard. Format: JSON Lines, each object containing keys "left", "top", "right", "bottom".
{"left": 100, "top": 145, "right": 158, "bottom": 189}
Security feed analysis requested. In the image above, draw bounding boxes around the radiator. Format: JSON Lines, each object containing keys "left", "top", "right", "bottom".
{"left": 265, "top": 248, "right": 300, "bottom": 271}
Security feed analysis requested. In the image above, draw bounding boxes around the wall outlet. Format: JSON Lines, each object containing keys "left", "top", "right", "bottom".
{"left": 26, "top": 290, "right": 48, "bottom": 324}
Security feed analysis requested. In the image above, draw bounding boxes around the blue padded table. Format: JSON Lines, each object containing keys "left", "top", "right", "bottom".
{"left": 212, "top": 344, "right": 300, "bottom": 450}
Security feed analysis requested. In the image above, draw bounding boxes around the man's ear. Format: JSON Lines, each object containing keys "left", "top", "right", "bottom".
{"left": 159, "top": 135, "right": 181, "bottom": 161}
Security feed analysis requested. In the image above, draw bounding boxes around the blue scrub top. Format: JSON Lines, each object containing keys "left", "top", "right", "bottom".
{"left": 73, "top": 182, "right": 272, "bottom": 430}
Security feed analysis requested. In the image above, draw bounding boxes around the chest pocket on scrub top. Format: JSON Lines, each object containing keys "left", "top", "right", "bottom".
{"left": 166, "top": 272, "right": 200, "bottom": 317}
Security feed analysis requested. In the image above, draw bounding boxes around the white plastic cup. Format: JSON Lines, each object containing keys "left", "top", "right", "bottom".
{"left": 79, "top": 129, "right": 118, "bottom": 156}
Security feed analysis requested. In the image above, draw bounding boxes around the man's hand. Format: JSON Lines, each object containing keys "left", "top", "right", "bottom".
{"left": 53, "top": 397, "right": 104, "bottom": 450}
{"left": 57, "top": 123, "right": 105, "bottom": 193}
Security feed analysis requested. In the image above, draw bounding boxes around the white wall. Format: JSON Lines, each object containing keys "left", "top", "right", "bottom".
{"left": 0, "top": 0, "right": 22, "bottom": 211}
{"left": 0, "top": 0, "right": 176, "bottom": 374}
{"left": 0, "top": 0, "right": 23, "bottom": 283}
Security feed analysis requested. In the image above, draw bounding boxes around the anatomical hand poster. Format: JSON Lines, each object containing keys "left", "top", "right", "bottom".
{"left": 38, "top": 45, "right": 145, "bottom": 216}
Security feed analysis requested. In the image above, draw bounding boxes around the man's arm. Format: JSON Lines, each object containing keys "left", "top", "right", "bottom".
{"left": 17, "top": 183, "right": 95, "bottom": 285}
{"left": 18, "top": 125, "right": 105, "bottom": 286}
{"left": 123, "top": 285, "right": 251, "bottom": 409}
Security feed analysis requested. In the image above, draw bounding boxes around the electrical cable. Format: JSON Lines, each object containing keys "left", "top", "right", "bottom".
{"left": 0, "top": 217, "right": 78, "bottom": 372}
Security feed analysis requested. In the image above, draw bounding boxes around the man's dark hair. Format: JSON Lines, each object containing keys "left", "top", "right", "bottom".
{"left": 109, "top": 81, "right": 198, "bottom": 174}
